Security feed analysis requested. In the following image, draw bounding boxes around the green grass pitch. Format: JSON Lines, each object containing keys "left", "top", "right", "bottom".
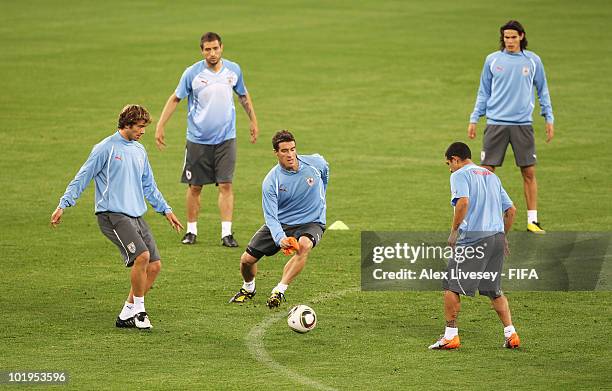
{"left": 1, "top": 0, "right": 611, "bottom": 389}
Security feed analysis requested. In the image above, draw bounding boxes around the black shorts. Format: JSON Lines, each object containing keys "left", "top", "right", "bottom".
{"left": 442, "top": 233, "right": 505, "bottom": 298}
{"left": 181, "top": 138, "right": 237, "bottom": 185}
{"left": 481, "top": 124, "right": 537, "bottom": 167}
{"left": 97, "top": 212, "right": 161, "bottom": 267}
{"left": 245, "top": 223, "right": 325, "bottom": 260}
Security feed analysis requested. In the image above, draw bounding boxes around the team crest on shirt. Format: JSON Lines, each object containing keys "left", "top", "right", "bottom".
{"left": 227, "top": 75, "right": 237, "bottom": 85}
{"left": 127, "top": 242, "right": 136, "bottom": 254}
{"left": 306, "top": 177, "right": 315, "bottom": 186}
{"left": 522, "top": 66, "right": 530, "bottom": 76}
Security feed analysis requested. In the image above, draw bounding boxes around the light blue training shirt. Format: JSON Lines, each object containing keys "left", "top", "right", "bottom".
{"left": 175, "top": 59, "right": 247, "bottom": 145}
{"left": 262, "top": 154, "right": 329, "bottom": 245}
{"left": 58, "top": 131, "right": 172, "bottom": 218}
{"left": 470, "top": 50, "right": 554, "bottom": 125}
{"left": 450, "top": 163, "right": 513, "bottom": 245}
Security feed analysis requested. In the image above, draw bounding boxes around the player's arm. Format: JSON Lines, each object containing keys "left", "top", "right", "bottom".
{"left": 448, "top": 197, "right": 469, "bottom": 246}
{"left": 238, "top": 93, "right": 258, "bottom": 144}
{"left": 141, "top": 156, "right": 183, "bottom": 232}
{"left": 51, "top": 146, "right": 107, "bottom": 227}
{"left": 533, "top": 57, "right": 554, "bottom": 143}
{"left": 262, "top": 177, "right": 289, "bottom": 247}
{"left": 468, "top": 57, "right": 493, "bottom": 139}
{"left": 500, "top": 185, "right": 515, "bottom": 234}
{"left": 155, "top": 93, "right": 181, "bottom": 151}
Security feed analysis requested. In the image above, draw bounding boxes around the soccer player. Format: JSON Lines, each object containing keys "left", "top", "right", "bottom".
{"left": 429, "top": 142, "right": 520, "bottom": 349}
{"left": 155, "top": 32, "right": 259, "bottom": 247}
{"left": 50, "top": 105, "right": 184, "bottom": 329}
{"left": 468, "top": 20, "right": 554, "bottom": 234}
{"left": 229, "top": 130, "right": 329, "bottom": 308}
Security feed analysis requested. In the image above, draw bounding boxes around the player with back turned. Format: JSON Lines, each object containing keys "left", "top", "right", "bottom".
{"left": 429, "top": 142, "right": 520, "bottom": 350}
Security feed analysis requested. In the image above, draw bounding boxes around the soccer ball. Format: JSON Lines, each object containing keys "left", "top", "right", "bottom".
{"left": 287, "top": 305, "right": 317, "bottom": 333}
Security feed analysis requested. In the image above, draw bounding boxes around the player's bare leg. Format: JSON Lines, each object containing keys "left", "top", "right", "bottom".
{"left": 127, "top": 260, "right": 162, "bottom": 304}
{"left": 490, "top": 294, "right": 512, "bottom": 326}
{"left": 266, "top": 237, "right": 314, "bottom": 309}
{"left": 239, "top": 252, "right": 258, "bottom": 283}
{"left": 219, "top": 183, "right": 238, "bottom": 247}
{"left": 182, "top": 185, "right": 202, "bottom": 244}
{"left": 429, "top": 290, "right": 461, "bottom": 349}
{"left": 280, "top": 236, "right": 314, "bottom": 285}
{"left": 229, "top": 252, "right": 258, "bottom": 303}
{"left": 491, "top": 294, "right": 521, "bottom": 348}
{"left": 118, "top": 251, "right": 154, "bottom": 329}
{"left": 521, "top": 165, "right": 544, "bottom": 233}
{"left": 521, "top": 165, "right": 537, "bottom": 211}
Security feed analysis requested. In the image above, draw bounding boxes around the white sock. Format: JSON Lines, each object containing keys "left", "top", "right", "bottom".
{"left": 133, "top": 296, "right": 145, "bottom": 314}
{"left": 273, "top": 283, "right": 288, "bottom": 294}
{"left": 444, "top": 327, "right": 458, "bottom": 340}
{"left": 528, "top": 210, "right": 538, "bottom": 224}
{"left": 221, "top": 221, "right": 232, "bottom": 238}
{"left": 187, "top": 222, "right": 198, "bottom": 235}
{"left": 119, "top": 301, "right": 135, "bottom": 320}
{"left": 504, "top": 325, "right": 516, "bottom": 338}
{"left": 242, "top": 279, "right": 255, "bottom": 293}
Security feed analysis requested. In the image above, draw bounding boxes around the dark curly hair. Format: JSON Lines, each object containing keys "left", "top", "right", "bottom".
{"left": 117, "top": 104, "right": 151, "bottom": 129}
{"left": 272, "top": 130, "right": 295, "bottom": 151}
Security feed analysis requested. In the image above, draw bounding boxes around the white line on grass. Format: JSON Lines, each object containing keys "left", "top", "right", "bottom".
{"left": 246, "top": 287, "right": 359, "bottom": 391}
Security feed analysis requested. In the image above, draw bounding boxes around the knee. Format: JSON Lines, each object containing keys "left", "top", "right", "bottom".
{"left": 521, "top": 167, "right": 536, "bottom": 182}
{"left": 134, "top": 251, "right": 150, "bottom": 267}
{"left": 240, "top": 252, "right": 257, "bottom": 266}
{"left": 218, "top": 183, "right": 233, "bottom": 195}
{"left": 189, "top": 185, "right": 203, "bottom": 195}
{"left": 296, "top": 236, "right": 314, "bottom": 258}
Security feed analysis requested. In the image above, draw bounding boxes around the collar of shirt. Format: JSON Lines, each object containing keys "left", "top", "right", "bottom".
{"left": 114, "top": 131, "right": 135, "bottom": 145}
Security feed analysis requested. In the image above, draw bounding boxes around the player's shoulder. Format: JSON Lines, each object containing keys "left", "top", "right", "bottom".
{"left": 299, "top": 154, "right": 328, "bottom": 168}
{"left": 263, "top": 164, "right": 281, "bottom": 185}
{"left": 222, "top": 58, "right": 242, "bottom": 74}
{"left": 92, "top": 132, "right": 118, "bottom": 153}
{"left": 182, "top": 60, "right": 206, "bottom": 77}
{"left": 522, "top": 50, "right": 542, "bottom": 62}
{"left": 485, "top": 50, "right": 503, "bottom": 62}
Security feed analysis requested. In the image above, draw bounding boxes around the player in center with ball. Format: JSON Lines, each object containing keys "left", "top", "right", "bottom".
{"left": 229, "top": 130, "right": 329, "bottom": 308}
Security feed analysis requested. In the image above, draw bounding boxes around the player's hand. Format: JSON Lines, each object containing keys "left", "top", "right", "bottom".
{"left": 50, "top": 207, "right": 64, "bottom": 228}
{"left": 467, "top": 123, "right": 477, "bottom": 139}
{"left": 155, "top": 124, "right": 166, "bottom": 151}
{"left": 503, "top": 236, "right": 510, "bottom": 256}
{"left": 545, "top": 122, "right": 554, "bottom": 143}
{"left": 280, "top": 236, "right": 300, "bottom": 255}
{"left": 447, "top": 229, "right": 458, "bottom": 247}
{"left": 249, "top": 121, "right": 259, "bottom": 144}
{"left": 165, "top": 212, "right": 184, "bottom": 232}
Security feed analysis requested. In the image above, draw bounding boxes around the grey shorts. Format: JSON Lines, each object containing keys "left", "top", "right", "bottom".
{"left": 97, "top": 212, "right": 161, "bottom": 267}
{"left": 442, "top": 233, "right": 505, "bottom": 298}
{"left": 246, "top": 223, "right": 326, "bottom": 260}
{"left": 481, "top": 124, "right": 536, "bottom": 167}
{"left": 181, "top": 138, "right": 236, "bottom": 185}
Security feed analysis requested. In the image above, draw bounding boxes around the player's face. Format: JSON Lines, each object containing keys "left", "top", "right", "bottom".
{"left": 445, "top": 157, "right": 459, "bottom": 173}
{"left": 503, "top": 29, "right": 524, "bottom": 53}
{"left": 123, "top": 120, "right": 147, "bottom": 141}
{"left": 202, "top": 40, "right": 223, "bottom": 67}
{"left": 276, "top": 141, "right": 298, "bottom": 171}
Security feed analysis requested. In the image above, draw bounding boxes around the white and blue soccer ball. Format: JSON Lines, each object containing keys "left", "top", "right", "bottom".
{"left": 287, "top": 305, "right": 317, "bottom": 333}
